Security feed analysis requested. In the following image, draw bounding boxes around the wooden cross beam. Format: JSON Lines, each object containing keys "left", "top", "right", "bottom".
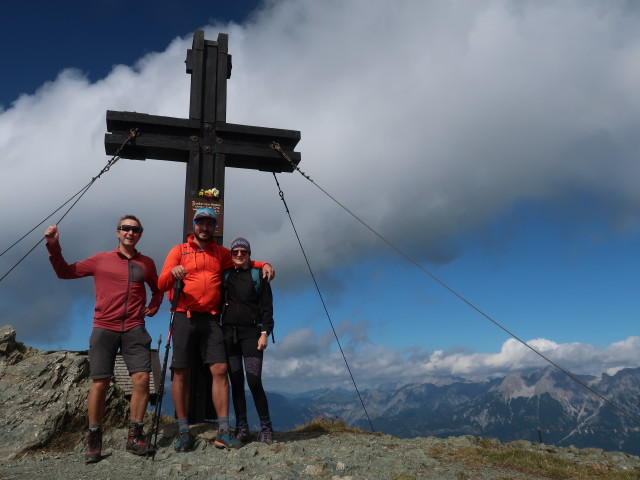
{"left": 103, "top": 30, "right": 301, "bottom": 423}
{"left": 104, "top": 30, "right": 301, "bottom": 240}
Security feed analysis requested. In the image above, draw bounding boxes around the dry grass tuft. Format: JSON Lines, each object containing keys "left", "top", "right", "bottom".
{"left": 429, "top": 443, "right": 640, "bottom": 480}
{"left": 294, "top": 416, "right": 375, "bottom": 435}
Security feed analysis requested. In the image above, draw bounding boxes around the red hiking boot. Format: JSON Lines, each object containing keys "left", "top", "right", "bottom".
{"left": 85, "top": 428, "right": 102, "bottom": 464}
{"left": 126, "top": 424, "right": 151, "bottom": 455}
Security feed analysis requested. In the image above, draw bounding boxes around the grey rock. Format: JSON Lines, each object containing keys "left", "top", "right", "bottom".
{"left": 0, "top": 325, "right": 129, "bottom": 461}
{"left": 0, "top": 324, "right": 18, "bottom": 355}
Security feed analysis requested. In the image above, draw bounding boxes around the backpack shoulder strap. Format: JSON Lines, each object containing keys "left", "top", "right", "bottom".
{"left": 251, "top": 267, "right": 261, "bottom": 293}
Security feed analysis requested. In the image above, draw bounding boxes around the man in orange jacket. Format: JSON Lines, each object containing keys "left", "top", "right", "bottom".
{"left": 158, "top": 207, "right": 273, "bottom": 451}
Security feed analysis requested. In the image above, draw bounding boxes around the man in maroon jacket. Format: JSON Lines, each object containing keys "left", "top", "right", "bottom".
{"left": 45, "top": 215, "right": 163, "bottom": 463}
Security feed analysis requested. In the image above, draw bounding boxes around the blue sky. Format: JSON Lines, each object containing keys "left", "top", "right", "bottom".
{"left": 1, "top": 0, "right": 640, "bottom": 393}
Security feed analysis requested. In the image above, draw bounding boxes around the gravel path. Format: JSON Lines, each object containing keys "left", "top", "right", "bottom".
{"left": 0, "top": 424, "right": 638, "bottom": 480}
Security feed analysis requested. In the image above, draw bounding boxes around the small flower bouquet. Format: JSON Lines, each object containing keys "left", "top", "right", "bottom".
{"left": 198, "top": 187, "right": 220, "bottom": 199}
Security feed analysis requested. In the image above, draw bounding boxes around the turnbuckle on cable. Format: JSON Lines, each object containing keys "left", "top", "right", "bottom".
{"left": 271, "top": 141, "right": 310, "bottom": 180}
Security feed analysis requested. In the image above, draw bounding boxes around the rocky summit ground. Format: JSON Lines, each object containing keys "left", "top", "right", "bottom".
{"left": 2, "top": 327, "right": 639, "bottom": 479}
{"left": 0, "top": 422, "right": 639, "bottom": 480}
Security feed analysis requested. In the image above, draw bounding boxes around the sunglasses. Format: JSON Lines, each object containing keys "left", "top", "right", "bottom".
{"left": 118, "top": 225, "right": 143, "bottom": 233}
{"left": 231, "top": 249, "right": 249, "bottom": 256}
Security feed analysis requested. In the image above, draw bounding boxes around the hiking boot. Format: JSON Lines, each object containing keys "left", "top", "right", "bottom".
{"left": 256, "top": 424, "right": 273, "bottom": 445}
{"left": 234, "top": 424, "right": 250, "bottom": 443}
{"left": 126, "top": 424, "right": 151, "bottom": 455}
{"left": 85, "top": 428, "right": 102, "bottom": 464}
{"left": 173, "top": 430, "right": 195, "bottom": 452}
{"left": 214, "top": 430, "right": 244, "bottom": 449}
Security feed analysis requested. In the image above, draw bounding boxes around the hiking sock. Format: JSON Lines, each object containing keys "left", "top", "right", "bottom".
{"left": 177, "top": 417, "right": 189, "bottom": 432}
{"left": 217, "top": 416, "right": 230, "bottom": 432}
{"left": 89, "top": 424, "right": 101, "bottom": 432}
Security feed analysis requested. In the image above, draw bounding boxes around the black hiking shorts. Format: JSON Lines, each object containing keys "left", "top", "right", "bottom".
{"left": 171, "top": 311, "right": 225, "bottom": 368}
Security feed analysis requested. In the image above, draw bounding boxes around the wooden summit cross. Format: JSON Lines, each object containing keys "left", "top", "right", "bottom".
{"left": 105, "top": 30, "right": 301, "bottom": 240}
{"left": 104, "top": 31, "right": 301, "bottom": 423}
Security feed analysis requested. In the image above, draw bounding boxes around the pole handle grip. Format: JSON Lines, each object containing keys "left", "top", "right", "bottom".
{"left": 170, "top": 278, "right": 184, "bottom": 311}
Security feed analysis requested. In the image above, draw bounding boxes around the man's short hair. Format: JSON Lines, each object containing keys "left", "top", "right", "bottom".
{"left": 117, "top": 214, "right": 143, "bottom": 233}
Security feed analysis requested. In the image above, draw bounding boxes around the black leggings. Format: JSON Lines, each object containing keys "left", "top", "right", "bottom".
{"left": 227, "top": 336, "right": 270, "bottom": 424}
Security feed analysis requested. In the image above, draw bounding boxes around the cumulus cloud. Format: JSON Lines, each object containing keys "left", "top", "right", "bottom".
{"left": 264, "top": 333, "right": 640, "bottom": 392}
{"left": 2, "top": 0, "right": 640, "bottom": 384}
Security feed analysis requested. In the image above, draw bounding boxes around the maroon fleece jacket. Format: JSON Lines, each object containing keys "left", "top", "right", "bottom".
{"left": 47, "top": 243, "right": 163, "bottom": 331}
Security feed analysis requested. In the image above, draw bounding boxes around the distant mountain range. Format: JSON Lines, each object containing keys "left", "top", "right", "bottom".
{"left": 161, "top": 366, "right": 640, "bottom": 454}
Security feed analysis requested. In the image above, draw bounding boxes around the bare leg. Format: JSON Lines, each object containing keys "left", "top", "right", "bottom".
{"left": 209, "top": 363, "right": 229, "bottom": 418}
{"left": 88, "top": 378, "right": 110, "bottom": 425}
{"left": 129, "top": 371, "right": 150, "bottom": 422}
{"left": 172, "top": 367, "right": 191, "bottom": 419}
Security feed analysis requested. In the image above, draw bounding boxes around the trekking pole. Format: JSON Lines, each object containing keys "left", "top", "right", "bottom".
{"left": 149, "top": 278, "right": 184, "bottom": 457}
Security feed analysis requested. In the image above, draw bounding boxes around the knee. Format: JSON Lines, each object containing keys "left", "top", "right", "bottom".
{"left": 246, "top": 373, "right": 262, "bottom": 390}
{"left": 210, "top": 363, "right": 228, "bottom": 378}
{"left": 91, "top": 377, "right": 110, "bottom": 394}
{"left": 228, "top": 372, "right": 245, "bottom": 389}
{"left": 131, "top": 371, "right": 150, "bottom": 391}
{"left": 173, "top": 368, "right": 189, "bottom": 380}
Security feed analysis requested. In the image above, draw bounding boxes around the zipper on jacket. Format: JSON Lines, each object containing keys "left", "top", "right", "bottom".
{"left": 122, "top": 258, "right": 132, "bottom": 332}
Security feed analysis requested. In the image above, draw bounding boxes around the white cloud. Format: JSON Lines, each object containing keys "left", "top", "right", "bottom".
{"left": 2, "top": 0, "right": 640, "bottom": 362}
{"left": 263, "top": 333, "right": 640, "bottom": 393}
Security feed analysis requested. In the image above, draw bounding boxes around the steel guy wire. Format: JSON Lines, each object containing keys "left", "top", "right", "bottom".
{"left": 0, "top": 188, "right": 87, "bottom": 259}
{"left": 272, "top": 172, "right": 375, "bottom": 432}
{"left": 0, "top": 129, "right": 139, "bottom": 284}
{"left": 269, "top": 142, "right": 640, "bottom": 427}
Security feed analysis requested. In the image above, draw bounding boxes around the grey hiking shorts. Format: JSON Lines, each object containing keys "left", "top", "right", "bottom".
{"left": 88, "top": 325, "right": 152, "bottom": 379}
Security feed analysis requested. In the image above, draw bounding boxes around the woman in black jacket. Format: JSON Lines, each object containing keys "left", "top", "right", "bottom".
{"left": 221, "top": 237, "right": 275, "bottom": 444}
